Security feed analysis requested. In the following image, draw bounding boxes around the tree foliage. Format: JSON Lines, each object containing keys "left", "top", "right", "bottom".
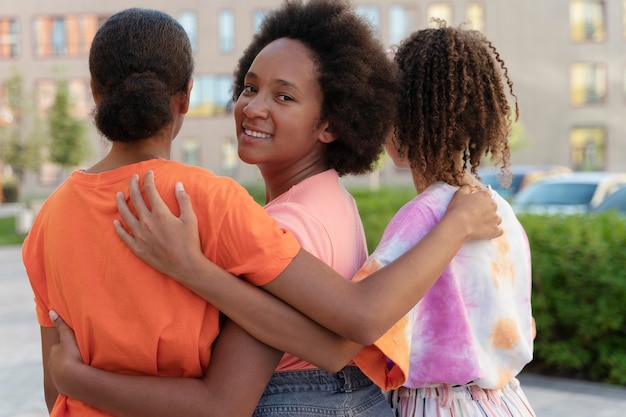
{"left": 48, "top": 80, "right": 91, "bottom": 168}
{"left": 0, "top": 70, "right": 47, "bottom": 182}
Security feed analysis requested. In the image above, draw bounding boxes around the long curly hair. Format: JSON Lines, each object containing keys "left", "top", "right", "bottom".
{"left": 233, "top": 0, "right": 401, "bottom": 176}
{"left": 394, "top": 20, "right": 518, "bottom": 188}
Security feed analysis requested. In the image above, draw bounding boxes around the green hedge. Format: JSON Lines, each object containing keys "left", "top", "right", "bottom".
{"left": 519, "top": 213, "right": 626, "bottom": 385}
{"left": 0, "top": 216, "right": 27, "bottom": 245}
{"left": 2, "top": 179, "right": 19, "bottom": 203}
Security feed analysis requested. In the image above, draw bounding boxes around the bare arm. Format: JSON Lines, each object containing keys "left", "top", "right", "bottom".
{"left": 115, "top": 171, "right": 501, "bottom": 346}
{"left": 48, "top": 313, "right": 281, "bottom": 417}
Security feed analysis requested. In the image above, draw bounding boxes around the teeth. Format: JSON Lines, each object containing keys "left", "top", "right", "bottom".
{"left": 245, "top": 128, "right": 272, "bottom": 139}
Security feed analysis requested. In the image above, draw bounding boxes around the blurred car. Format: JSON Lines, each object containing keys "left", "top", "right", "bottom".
{"left": 590, "top": 185, "right": 626, "bottom": 215}
{"left": 511, "top": 171, "right": 626, "bottom": 215}
{"left": 478, "top": 164, "right": 572, "bottom": 200}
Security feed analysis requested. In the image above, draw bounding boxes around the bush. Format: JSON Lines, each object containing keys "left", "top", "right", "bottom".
{"left": 2, "top": 178, "right": 18, "bottom": 203}
{"left": 519, "top": 213, "right": 626, "bottom": 385}
{"left": 0, "top": 216, "right": 27, "bottom": 245}
{"left": 350, "top": 187, "right": 416, "bottom": 252}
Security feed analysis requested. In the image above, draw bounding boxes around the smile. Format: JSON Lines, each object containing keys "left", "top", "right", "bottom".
{"left": 244, "top": 128, "right": 273, "bottom": 139}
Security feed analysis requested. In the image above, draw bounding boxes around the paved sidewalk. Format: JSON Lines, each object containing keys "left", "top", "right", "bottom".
{"left": 1, "top": 244, "right": 625, "bottom": 417}
{"left": 0, "top": 245, "right": 47, "bottom": 417}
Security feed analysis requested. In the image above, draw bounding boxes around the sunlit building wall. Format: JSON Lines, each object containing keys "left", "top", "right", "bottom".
{"left": 1, "top": 0, "right": 625, "bottom": 194}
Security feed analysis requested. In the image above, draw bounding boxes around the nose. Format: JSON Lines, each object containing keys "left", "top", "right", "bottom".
{"left": 242, "top": 94, "right": 269, "bottom": 119}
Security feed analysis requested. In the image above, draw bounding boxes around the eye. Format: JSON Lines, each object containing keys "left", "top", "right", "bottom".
{"left": 277, "top": 94, "right": 294, "bottom": 102}
{"left": 241, "top": 85, "right": 257, "bottom": 95}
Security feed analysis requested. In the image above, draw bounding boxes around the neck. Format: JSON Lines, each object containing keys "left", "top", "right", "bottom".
{"left": 411, "top": 169, "right": 484, "bottom": 193}
{"left": 85, "top": 136, "right": 172, "bottom": 174}
{"left": 260, "top": 163, "right": 329, "bottom": 203}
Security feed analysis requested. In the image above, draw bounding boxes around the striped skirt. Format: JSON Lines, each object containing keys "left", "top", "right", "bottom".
{"left": 387, "top": 378, "right": 536, "bottom": 417}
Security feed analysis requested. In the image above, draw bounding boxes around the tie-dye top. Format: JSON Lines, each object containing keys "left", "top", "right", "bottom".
{"left": 353, "top": 182, "right": 534, "bottom": 391}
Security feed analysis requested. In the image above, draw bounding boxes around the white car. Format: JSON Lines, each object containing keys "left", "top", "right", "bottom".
{"left": 591, "top": 186, "right": 626, "bottom": 215}
{"left": 511, "top": 172, "right": 626, "bottom": 215}
{"left": 478, "top": 164, "right": 571, "bottom": 200}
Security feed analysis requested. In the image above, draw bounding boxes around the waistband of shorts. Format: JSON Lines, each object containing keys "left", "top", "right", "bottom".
{"left": 262, "top": 366, "right": 374, "bottom": 394}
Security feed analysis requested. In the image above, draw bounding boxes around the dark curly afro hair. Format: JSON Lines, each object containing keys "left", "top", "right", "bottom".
{"left": 233, "top": 0, "right": 401, "bottom": 176}
{"left": 394, "top": 20, "right": 519, "bottom": 188}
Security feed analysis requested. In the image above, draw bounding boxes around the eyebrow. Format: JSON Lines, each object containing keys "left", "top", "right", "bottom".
{"left": 246, "top": 71, "right": 301, "bottom": 92}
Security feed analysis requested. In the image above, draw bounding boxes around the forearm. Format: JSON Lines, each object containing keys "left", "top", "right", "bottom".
{"left": 265, "top": 214, "right": 470, "bottom": 345}
{"left": 59, "top": 365, "right": 218, "bottom": 417}
{"left": 54, "top": 321, "right": 282, "bottom": 417}
{"left": 177, "top": 218, "right": 468, "bottom": 348}
{"left": 41, "top": 326, "right": 60, "bottom": 413}
{"left": 352, "top": 212, "right": 469, "bottom": 341}
{"left": 177, "top": 257, "right": 362, "bottom": 371}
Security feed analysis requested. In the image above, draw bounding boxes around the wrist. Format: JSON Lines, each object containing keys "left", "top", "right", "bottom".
{"left": 439, "top": 210, "right": 472, "bottom": 243}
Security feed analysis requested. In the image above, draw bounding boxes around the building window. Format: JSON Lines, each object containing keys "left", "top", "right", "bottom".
{"left": 570, "top": 126, "right": 605, "bottom": 171}
{"left": 570, "top": 62, "right": 607, "bottom": 106}
{"left": 219, "top": 9, "right": 235, "bottom": 53}
{"left": 0, "top": 17, "right": 20, "bottom": 58}
{"left": 355, "top": 6, "right": 380, "bottom": 37}
{"left": 0, "top": 84, "right": 15, "bottom": 126}
{"left": 221, "top": 137, "right": 238, "bottom": 178}
{"left": 51, "top": 17, "right": 67, "bottom": 55}
{"left": 427, "top": 3, "right": 453, "bottom": 26}
{"left": 388, "top": 5, "right": 417, "bottom": 46}
{"left": 179, "top": 11, "right": 197, "bottom": 52}
{"left": 253, "top": 10, "right": 268, "bottom": 33}
{"left": 466, "top": 3, "right": 485, "bottom": 32}
{"left": 34, "top": 14, "right": 105, "bottom": 57}
{"left": 189, "top": 75, "right": 232, "bottom": 117}
{"left": 570, "top": 0, "right": 606, "bottom": 42}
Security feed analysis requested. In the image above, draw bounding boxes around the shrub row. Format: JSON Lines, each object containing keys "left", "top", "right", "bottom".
{"left": 518, "top": 213, "right": 626, "bottom": 385}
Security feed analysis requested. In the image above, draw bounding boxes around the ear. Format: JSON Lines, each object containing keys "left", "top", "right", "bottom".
{"left": 385, "top": 131, "right": 410, "bottom": 169}
{"left": 317, "top": 120, "right": 336, "bottom": 144}
{"left": 178, "top": 77, "right": 193, "bottom": 114}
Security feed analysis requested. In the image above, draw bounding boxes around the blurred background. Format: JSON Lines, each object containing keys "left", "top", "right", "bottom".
{"left": 1, "top": 0, "right": 625, "bottom": 204}
{"left": 1, "top": 3, "right": 625, "bottom": 416}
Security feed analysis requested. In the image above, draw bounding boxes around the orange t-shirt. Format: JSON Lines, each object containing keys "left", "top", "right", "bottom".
{"left": 22, "top": 159, "right": 300, "bottom": 417}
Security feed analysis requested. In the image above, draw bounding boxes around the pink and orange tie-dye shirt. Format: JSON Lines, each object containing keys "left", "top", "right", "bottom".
{"left": 353, "top": 182, "right": 534, "bottom": 391}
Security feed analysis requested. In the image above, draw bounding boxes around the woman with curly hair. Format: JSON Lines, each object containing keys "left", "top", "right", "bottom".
{"left": 43, "top": 3, "right": 502, "bottom": 417}
{"left": 352, "top": 21, "right": 537, "bottom": 417}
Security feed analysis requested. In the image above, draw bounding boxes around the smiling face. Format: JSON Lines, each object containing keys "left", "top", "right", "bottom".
{"left": 234, "top": 38, "right": 335, "bottom": 181}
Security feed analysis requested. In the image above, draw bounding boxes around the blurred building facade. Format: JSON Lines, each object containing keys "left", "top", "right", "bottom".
{"left": 1, "top": 0, "right": 625, "bottom": 193}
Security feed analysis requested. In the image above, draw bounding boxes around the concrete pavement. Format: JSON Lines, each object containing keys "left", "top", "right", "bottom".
{"left": 1, "top": 245, "right": 47, "bottom": 417}
{"left": 1, "top": 244, "right": 625, "bottom": 417}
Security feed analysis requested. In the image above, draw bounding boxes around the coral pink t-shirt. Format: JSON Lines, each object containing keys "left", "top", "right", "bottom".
{"left": 265, "top": 169, "right": 368, "bottom": 372}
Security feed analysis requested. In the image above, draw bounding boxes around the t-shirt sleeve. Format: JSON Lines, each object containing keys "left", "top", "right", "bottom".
{"left": 208, "top": 181, "right": 301, "bottom": 286}
{"left": 22, "top": 218, "right": 54, "bottom": 328}
{"left": 265, "top": 202, "right": 332, "bottom": 262}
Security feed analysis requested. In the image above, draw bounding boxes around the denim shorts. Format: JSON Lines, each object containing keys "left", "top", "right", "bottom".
{"left": 252, "top": 366, "right": 394, "bottom": 417}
